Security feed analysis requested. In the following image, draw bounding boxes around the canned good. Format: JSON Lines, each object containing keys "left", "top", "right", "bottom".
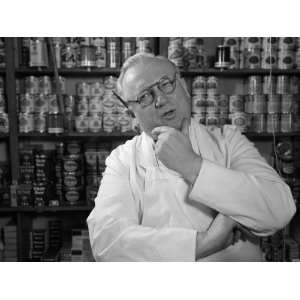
{"left": 230, "top": 112, "right": 248, "bottom": 132}
{"left": 0, "top": 112, "right": 9, "bottom": 133}
{"left": 0, "top": 77, "right": 4, "bottom": 94}
{"left": 107, "top": 42, "right": 120, "bottom": 68}
{"left": 47, "top": 94, "right": 59, "bottom": 113}
{"left": 244, "top": 96, "right": 253, "bottom": 113}
{"left": 79, "top": 45, "right": 96, "bottom": 67}
{"left": 19, "top": 112, "right": 34, "bottom": 133}
{"left": 207, "top": 76, "right": 218, "bottom": 89}
{"left": 206, "top": 95, "right": 219, "bottom": 107}
{"left": 122, "top": 39, "right": 135, "bottom": 63}
{"left": 262, "top": 37, "right": 278, "bottom": 51}
{"left": 229, "top": 95, "right": 244, "bottom": 113}
{"left": 61, "top": 43, "right": 77, "bottom": 68}
{"left": 63, "top": 95, "right": 76, "bottom": 113}
{"left": 219, "top": 95, "right": 229, "bottom": 112}
{"left": 29, "top": 38, "right": 48, "bottom": 67}
{"left": 278, "top": 50, "right": 295, "bottom": 69}
{"left": 104, "top": 76, "right": 117, "bottom": 89}
{"left": 223, "top": 38, "right": 240, "bottom": 50}
{"left": 103, "top": 92, "right": 116, "bottom": 113}
{"left": 278, "top": 37, "right": 295, "bottom": 51}
{"left": 219, "top": 113, "right": 228, "bottom": 126}
{"left": 251, "top": 95, "right": 266, "bottom": 113}
{"left": 261, "top": 50, "right": 277, "bottom": 69}
{"left": 206, "top": 106, "right": 220, "bottom": 114}
{"left": 136, "top": 37, "right": 154, "bottom": 53}
{"left": 192, "top": 113, "right": 206, "bottom": 125}
{"left": 239, "top": 50, "right": 245, "bottom": 69}
{"left": 53, "top": 42, "right": 61, "bottom": 68}
{"left": 34, "top": 113, "right": 47, "bottom": 133}
{"left": 267, "top": 95, "right": 281, "bottom": 113}
{"left": 206, "top": 113, "right": 219, "bottom": 126}
{"left": 75, "top": 114, "right": 89, "bottom": 133}
{"left": 103, "top": 113, "right": 115, "bottom": 132}
{"left": 63, "top": 173, "right": 83, "bottom": 188}
{"left": 184, "top": 45, "right": 199, "bottom": 69}
{"left": 197, "top": 47, "right": 208, "bottom": 68}
{"left": 76, "top": 82, "right": 90, "bottom": 96}
{"left": 95, "top": 47, "right": 106, "bottom": 68}
{"left": 244, "top": 48, "right": 261, "bottom": 69}
{"left": 88, "top": 113, "right": 102, "bottom": 133}
{"left": 228, "top": 48, "right": 239, "bottom": 69}
{"left": 251, "top": 114, "right": 266, "bottom": 133}
{"left": 25, "top": 76, "right": 39, "bottom": 94}
{"left": 289, "top": 76, "right": 299, "bottom": 94}
{"left": 169, "top": 37, "right": 183, "bottom": 47}
{"left": 263, "top": 75, "right": 276, "bottom": 95}
{"left": 192, "top": 100, "right": 206, "bottom": 114}
{"left": 39, "top": 76, "right": 52, "bottom": 94}
{"left": 247, "top": 76, "right": 262, "bottom": 95}
{"left": 58, "top": 76, "right": 67, "bottom": 95}
{"left": 295, "top": 49, "right": 300, "bottom": 69}
{"left": 168, "top": 44, "right": 184, "bottom": 68}
{"left": 64, "top": 187, "right": 82, "bottom": 205}
{"left": 276, "top": 76, "right": 290, "bottom": 94}
{"left": 19, "top": 93, "right": 35, "bottom": 113}
{"left": 244, "top": 37, "right": 261, "bottom": 50}
{"left": 76, "top": 96, "right": 89, "bottom": 114}
{"left": 64, "top": 113, "right": 74, "bottom": 132}
{"left": 266, "top": 113, "right": 280, "bottom": 133}
{"left": 280, "top": 113, "right": 293, "bottom": 132}
{"left": 90, "top": 81, "right": 105, "bottom": 97}
{"left": 91, "top": 38, "right": 106, "bottom": 48}
{"left": 0, "top": 94, "right": 5, "bottom": 112}
{"left": 48, "top": 113, "right": 64, "bottom": 134}
{"left": 89, "top": 96, "right": 103, "bottom": 113}
{"left": 281, "top": 95, "right": 294, "bottom": 113}
{"left": 119, "top": 113, "right": 132, "bottom": 132}
{"left": 192, "top": 76, "right": 207, "bottom": 94}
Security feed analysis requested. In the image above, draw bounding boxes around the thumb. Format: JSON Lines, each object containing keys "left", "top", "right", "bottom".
{"left": 181, "top": 118, "right": 190, "bottom": 137}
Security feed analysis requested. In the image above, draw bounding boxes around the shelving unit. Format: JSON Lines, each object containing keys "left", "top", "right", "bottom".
{"left": 1, "top": 37, "right": 300, "bottom": 261}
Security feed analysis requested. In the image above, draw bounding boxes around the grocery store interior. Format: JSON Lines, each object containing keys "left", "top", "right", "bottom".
{"left": 0, "top": 37, "right": 299, "bottom": 262}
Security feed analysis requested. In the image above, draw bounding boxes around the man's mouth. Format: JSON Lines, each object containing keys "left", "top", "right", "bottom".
{"left": 162, "top": 109, "right": 176, "bottom": 119}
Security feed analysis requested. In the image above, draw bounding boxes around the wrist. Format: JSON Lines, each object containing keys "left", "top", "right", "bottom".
{"left": 184, "top": 155, "right": 202, "bottom": 185}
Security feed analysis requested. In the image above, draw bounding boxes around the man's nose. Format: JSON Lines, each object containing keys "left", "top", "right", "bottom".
{"left": 154, "top": 88, "right": 168, "bottom": 109}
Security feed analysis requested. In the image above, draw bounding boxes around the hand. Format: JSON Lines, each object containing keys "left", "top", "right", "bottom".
{"left": 196, "top": 214, "right": 238, "bottom": 259}
{"left": 151, "top": 118, "right": 202, "bottom": 184}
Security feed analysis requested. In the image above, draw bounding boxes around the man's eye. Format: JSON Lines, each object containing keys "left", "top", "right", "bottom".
{"left": 139, "top": 91, "right": 152, "bottom": 102}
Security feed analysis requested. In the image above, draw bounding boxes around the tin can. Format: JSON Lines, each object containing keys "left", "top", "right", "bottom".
{"left": 206, "top": 113, "right": 219, "bottom": 127}
{"left": 244, "top": 48, "right": 261, "bottom": 69}
{"left": 266, "top": 113, "right": 280, "bottom": 133}
{"left": 25, "top": 76, "right": 39, "bottom": 94}
{"left": 247, "top": 76, "right": 262, "bottom": 95}
{"left": 168, "top": 44, "right": 184, "bottom": 68}
{"left": 206, "top": 95, "right": 219, "bottom": 107}
{"left": 79, "top": 45, "right": 96, "bottom": 68}
{"left": 197, "top": 47, "right": 208, "bottom": 68}
{"left": 207, "top": 76, "right": 218, "bottom": 89}
{"left": 63, "top": 172, "right": 83, "bottom": 188}
{"left": 169, "top": 37, "right": 183, "bottom": 47}
{"left": 230, "top": 112, "right": 248, "bottom": 132}
{"left": 89, "top": 96, "right": 103, "bottom": 113}
{"left": 267, "top": 95, "right": 281, "bottom": 113}
{"left": 229, "top": 95, "right": 244, "bottom": 113}
{"left": 224, "top": 38, "right": 240, "bottom": 50}
{"left": 90, "top": 81, "right": 104, "bottom": 97}
{"left": 184, "top": 45, "right": 199, "bottom": 69}
{"left": 119, "top": 113, "right": 132, "bottom": 132}
{"left": 59, "top": 76, "right": 67, "bottom": 95}
{"left": 0, "top": 94, "right": 5, "bottom": 112}
{"left": 95, "top": 47, "right": 106, "bottom": 68}
{"left": 278, "top": 37, "right": 295, "bottom": 51}
{"left": 244, "top": 37, "right": 261, "bottom": 50}
{"left": 192, "top": 113, "right": 206, "bottom": 125}
{"left": 47, "top": 94, "right": 59, "bottom": 113}
{"left": 251, "top": 95, "right": 267, "bottom": 113}
{"left": 219, "top": 113, "right": 228, "bottom": 126}
{"left": 63, "top": 154, "right": 82, "bottom": 172}
{"left": 103, "top": 113, "right": 115, "bottom": 132}
{"left": 261, "top": 50, "right": 277, "bottom": 69}
{"left": 280, "top": 113, "right": 293, "bottom": 132}
{"left": 228, "top": 48, "right": 239, "bottom": 69}
{"left": 262, "top": 37, "right": 278, "bottom": 51}
{"left": 107, "top": 43, "right": 120, "bottom": 68}
{"left": 76, "top": 96, "right": 89, "bottom": 114}
{"left": 192, "top": 76, "right": 207, "bottom": 94}
{"left": 64, "top": 113, "right": 74, "bottom": 132}
{"left": 104, "top": 76, "right": 117, "bottom": 89}
{"left": 251, "top": 114, "right": 266, "bottom": 133}
{"left": 48, "top": 113, "right": 64, "bottom": 134}
{"left": 76, "top": 82, "right": 90, "bottom": 96}
{"left": 19, "top": 112, "right": 34, "bottom": 133}
{"left": 39, "top": 76, "right": 52, "bottom": 94}
{"left": 192, "top": 93, "right": 206, "bottom": 103}
{"left": 61, "top": 43, "right": 77, "bottom": 68}
{"left": 64, "top": 95, "right": 76, "bottom": 113}
{"left": 295, "top": 49, "right": 300, "bottom": 69}
{"left": 19, "top": 93, "right": 35, "bottom": 113}
{"left": 244, "top": 95, "right": 253, "bottom": 113}
{"left": 88, "top": 113, "right": 102, "bottom": 133}
{"left": 122, "top": 40, "right": 135, "bottom": 63}
{"left": 91, "top": 38, "right": 106, "bottom": 48}
{"left": 53, "top": 42, "right": 61, "bottom": 68}
{"left": 289, "top": 76, "right": 299, "bottom": 94}
{"left": 276, "top": 76, "right": 290, "bottom": 94}
{"left": 136, "top": 37, "right": 153, "bottom": 53}
{"left": 0, "top": 112, "right": 9, "bottom": 133}
{"left": 206, "top": 106, "right": 220, "bottom": 114}
{"left": 34, "top": 113, "right": 47, "bottom": 133}
{"left": 192, "top": 101, "right": 206, "bottom": 114}
{"left": 34, "top": 94, "right": 48, "bottom": 113}
{"left": 0, "top": 77, "right": 4, "bottom": 94}
{"left": 263, "top": 75, "right": 276, "bottom": 95}
{"left": 75, "top": 114, "right": 89, "bottom": 133}
{"left": 29, "top": 38, "right": 48, "bottom": 67}
{"left": 103, "top": 92, "right": 116, "bottom": 113}
{"left": 64, "top": 187, "right": 82, "bottom": 205}
{"left": 281, "top": 95, "right": 294, "bottom": 113}
{"left": 219, "top": 95, "right": 229, "bottom": 112}
{"left": 278, "top": 50, "right": 295, "bottom": 69}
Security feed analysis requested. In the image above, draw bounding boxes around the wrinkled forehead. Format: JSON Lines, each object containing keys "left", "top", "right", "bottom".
{"left": 122, "top": 57, "right": 175, "bottom": 100}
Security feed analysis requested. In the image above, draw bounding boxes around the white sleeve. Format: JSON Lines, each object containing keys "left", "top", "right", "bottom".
{"left": 87, "top": 147, "right": 197, "bottom": 261}
{"left": 189, "top": 125, "right": 296, "bottom": 236}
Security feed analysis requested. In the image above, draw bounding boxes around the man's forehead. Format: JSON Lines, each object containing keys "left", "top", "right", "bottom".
{"left": 122, "top": 58, "right": 174, "bottom": 96}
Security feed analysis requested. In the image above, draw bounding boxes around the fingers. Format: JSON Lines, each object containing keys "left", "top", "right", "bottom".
{"left": 151, "top": 126, "right": 173, "bottom": 142}
{"left": 181, "top": 118, "right": 190, "bottom": 137}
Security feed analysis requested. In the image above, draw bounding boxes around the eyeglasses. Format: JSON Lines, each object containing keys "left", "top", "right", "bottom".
{"left": 113, "top": 71, "right": 177, "bottom": 110}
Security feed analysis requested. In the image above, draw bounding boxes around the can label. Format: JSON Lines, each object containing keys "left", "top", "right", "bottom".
{"left": 276, "top": 76, "right": 290, "bottom": 94}
{"left": 224, "top": 38, "right": 240, "bottom": 50}
{"left": 34, "top": 94, "right": 49, "bottom": 113}
{"left": 206, "top": 113, "right": 219, "bottom": 126}
{"left": 25, "top": 76, "right": 39, "bottom": 94}
{"left": 61, "top": 44, "right": 77, "bottom": 68}
{"left": 90, "top": 82, "right": 105, "bottom": 97}
{"left": 104, "top": 76, "right": 117, "bottom": 89}
{"left": 0, "top": 112, "right": 9, "bottom": 133}
{"left": 19, "top": 113, "right": 34, "bottom": 133}
{"left": 244, "top": 48, "right": 261, "bottom": 69}
{"left": 39, "top": 76, "right": 52, "bottom": 94}
{"left": 244, "top": 37, "right": 261, "bottom": 49}
{"left": 20, "top": 93, "right": 35, "bottom": 113}
{"left": 229, "top": 48, "right": 239, "bottom": 69}
{"left": 278, "top": 37, "right": 295, "bottom": 51}
{"left": 47, "top": 94, "right": 59, "bottom": 113}
{"left": 230, "top": 112, "right": 248, "bottom": 132}
{"left": 88, "top": 114, "right": 102, "bottom": 133}
{"left": 34, "top": 113, "right": 47, "bottom": 133}
{"left": 261, "top": 51, "right": 277, "bottom": 69}
{"left": 252, "top": 95, "right": 267, "bottom": 113}
{"left": 267, "top": 95, "right": 281, "bottom": 113}
{"left": 76, "top": 96, "right": 89, "bottom": 114}
{"left": 192, "top": 113, "right": 206, "bottom": 125}
{"left": 76, "top": 82, "right": 90, "bottom": 96}
{"left": 119, "top": 113, "right": 132, "bottom": 132}
{"left": 266, "top": 114, "right": 280, "bottom": 133}
{"left": 247, "top": 76, "right": 262, "bottom": 95}
{"left": 263, "top": 76, "right": 276, "bottom": 94}
{"left": 229, "top": 95, "right": 244, "bottom": 113}
{"left": 278, "top": 50, "right": 295, "bottom": 69}
{"left": 281, "top": 95, "right": 294, "bottom": 113}
{"left": 89, "top": 96, "right": 103, "bottom": 113}
{"left": 95, "top": 47, "right": 106, "bottom": 68}
{"left": 75, "top": 115, "right": 89, "bottom": 133}
{"left": 280, "top": 113, "right": 293, "bottom": 132}
{"left": 251, "top": 114, "right": 266, "bottom": 133}
{"left": 262, "top": 37, "right": 278, "bottom": 51}
{"left": 103, "top": 113, "right": 115, "bottom": 132}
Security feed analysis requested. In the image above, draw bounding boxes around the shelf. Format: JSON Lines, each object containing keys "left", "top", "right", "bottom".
{"left": 0, "top": 133, "right": 9, "bottom": 139}
{"left": 245, "top": 132, "right": 300, "bottom": 138}
{"left": 181, "top": 69, "right": 300, "bottom": 77}
{"left": 18, "top": 131, "right": 136, "bottom": 140}
{"left": 0, "top": 206, "right": 94, "bottom": 213}
{"left": 16, "top": 67, "right": 121, "bottom": 77}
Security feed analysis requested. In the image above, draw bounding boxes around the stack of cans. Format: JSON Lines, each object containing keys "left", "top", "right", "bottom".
{"left": 18, "top": 75, "right": 66, "bottom": 133}
{"left": 0, "top": 77, "right": 8, "bottom": 133}
{"left": 223, "top": 37, "right": 240, "bottom": 69}
{"left": 168, "top": 37, "right": 207, "bottom": 69}
{"left": 75, "top": 80, "right": 104, "bottom": 133}
{"left": 244, "top": 75, "right": 300, "bottom": 133}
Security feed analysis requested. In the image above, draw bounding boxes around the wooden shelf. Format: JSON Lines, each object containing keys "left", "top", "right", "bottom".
{"left": 180, "top": 69, "right": 300, "bottom": 77}
{"left": 16, "top": 67, "right": 121, "bottom": 77}
{"left": 18, "top": 131, "right": 136, "bottom": 140}
{"left": 0, "top": 206, "right": 94, "bottom": 213}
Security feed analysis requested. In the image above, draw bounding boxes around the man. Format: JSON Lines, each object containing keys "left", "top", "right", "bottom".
{"left": 87, "top": 53, "right": 296, "bottom": 261}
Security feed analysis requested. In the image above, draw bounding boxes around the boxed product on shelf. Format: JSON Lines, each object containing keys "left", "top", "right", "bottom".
{"left": 2, "top": 219, "right": 18, "bottom": 261}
